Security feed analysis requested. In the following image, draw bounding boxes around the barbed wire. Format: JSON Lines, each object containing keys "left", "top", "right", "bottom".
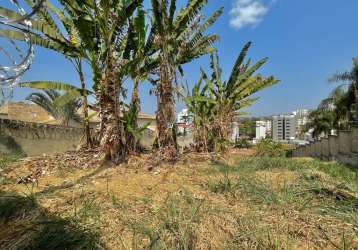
{"left": 0, "top": 0, "right": 44, "bottom": 104}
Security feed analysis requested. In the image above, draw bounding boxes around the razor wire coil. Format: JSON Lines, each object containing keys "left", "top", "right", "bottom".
{"left": 0, "top": 0, "right": 44, "bottom": 103}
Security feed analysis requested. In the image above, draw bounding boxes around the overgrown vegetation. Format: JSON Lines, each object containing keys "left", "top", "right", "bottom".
{"left": 1, "top": 0, "right": 357, "bottom": 248}
{"left": 255, "top": 139, "right": 289, "bottom": 157}
{"left": 207, "top": 156, "right": 358, "bottom": 248}
{"left": 234, "top": 138, "right": 252, "bottom": 149}
{"left": 1, "top": 152, "right": 357, "bottom": 249}
{"left": 185, "top": 44, "right": 279, "bottom": 152}
{"left": 127, "top": 190, "right": 206, "bottom": 249}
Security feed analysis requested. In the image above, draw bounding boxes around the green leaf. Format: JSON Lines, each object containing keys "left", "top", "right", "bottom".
{"left": 54, "top": 90, "right": 81, "bottom": 107}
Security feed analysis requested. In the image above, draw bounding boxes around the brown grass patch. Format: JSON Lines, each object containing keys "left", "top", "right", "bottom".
{"left": 1, "top": 150, "right": 358, "bottom": 249}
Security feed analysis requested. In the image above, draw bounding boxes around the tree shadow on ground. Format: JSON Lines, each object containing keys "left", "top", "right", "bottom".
{"left": 0, "top": 132, "right": 25, "bottom": 156}
{"left": 36, "top": 165, "right": 109, "bottom": 196}
{"left": 0, "top": 191, "right": 105, "bottom": 250}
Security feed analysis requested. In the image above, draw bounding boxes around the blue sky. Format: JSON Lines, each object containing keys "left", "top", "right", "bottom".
{"left": 6, "top": 0, "right": 358, "bottom": 116}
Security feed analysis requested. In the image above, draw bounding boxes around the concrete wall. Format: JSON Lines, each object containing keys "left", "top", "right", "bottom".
{"left": 292, "top": 126, "right": 358, "bottom": 167}
{"left": 0, "top": 118, "right": 158, "bottom": 156}
{"left": 352, "top": 128, "right": 358, "bottom": 154}
{"left": 321, "top": 138, "right": 329, "bottom": 160}
{"left": 0, "top": 119, "right": 83, "bottom": 156}
{"left": 329, "top": 135, "right": 338, "bottom": 159}
{"left": 338, "top": 131, "right": 351, "bottom": 155}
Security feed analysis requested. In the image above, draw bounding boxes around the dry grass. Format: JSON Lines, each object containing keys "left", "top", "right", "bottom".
{"left": 1, "top": 150, "right": 358, "bottom": 249}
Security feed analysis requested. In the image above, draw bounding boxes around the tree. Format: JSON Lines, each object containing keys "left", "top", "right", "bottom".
{"left": 240, "top": 119, "right": 256, "bottom": 138}
{"left": 305, "top": 84, "right": 355, "bottom": 138}
{"left": 330, "top": 57, "right": 358, "bottom": 123}
{"left": 150, "top": 0, "right": 223, "bottom": 156}
{"left": 305, "top": 109, "right": 335, "bottom": 139}
{"left": 26, "top": 89, "right": 82, "bottom": 126}
{"left": 1, "top": 0, "right": 144, "bottom": 162}
{"left": 20, "top": 80, "right": 92, "bottom": 125}
{"left": 185, "top": 42, "right": 279, "bottom": 152}
{"left": 59, "top": 0, "right": 144, "bottom": 162}
{"left": 319, "top": 85, "right": 355, "bottom": 130}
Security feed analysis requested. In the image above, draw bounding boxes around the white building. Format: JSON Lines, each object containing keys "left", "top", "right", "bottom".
{"left": 255, "top": 120, "right": 272, "bottom": 140}
{"left": 177, "top": 109, "right": 189, "bottom": 123}
{"left": 265, "top": 120, "right": 272, "bottom": 135}
{"left": 231, "top": 121, "right": 240, "bottom": 142}
{"left": 292, "top": 109, "right": 310, "bottom": 139}
{"left": 272, "top": 114, "right": 297, "bottom": 142}
{"left": 177, "top": 109, "right": 190, "bottom": 135}
{"left": 293, "top": 109, "right": 309, "bottom": 128}
{"left": 255, "top": 121, "right": 267, "bottom": 140}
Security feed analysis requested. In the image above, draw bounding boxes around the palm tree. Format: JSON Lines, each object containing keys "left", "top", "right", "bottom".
{"left": 330, "top": 57, "right": 358, "bottom": 124}
{"left": 26, "top": 89, "right": 82, "bottom": 126}
{"left": 305, "top": 84, "right": 356, "bottom": 138}
{"left": 305, "top": 109, "right": 335, "bottom": 139}
{"left": 150, "top": 0, "right": 223, "bottom": 156}
{"left": 185, "top": 42, "right": 279, "bottom": 152}
{"left": 319, "top": 85, "right": 355, "bottom": 130}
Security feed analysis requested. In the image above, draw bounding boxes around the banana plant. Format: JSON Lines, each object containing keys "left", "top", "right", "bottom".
{"left": 58, "top": 0, "right": 144, "bottom": 162}
{"left": 125, "top": 8, "right": 159, "bottom": 152}
{"left": 185, "top": 42, "right": 279, "bottom": 152}
{"left": 1, "top": 0, "right": 145, "bottom": 161}
{"left": 19, "top": 80, "right": 93, "bottom": 106}
{"left": 122, "top": 104, "right": 150, "bottom": 152}
{"left": 150, "top": 0, "right": 223, "bottom": 155}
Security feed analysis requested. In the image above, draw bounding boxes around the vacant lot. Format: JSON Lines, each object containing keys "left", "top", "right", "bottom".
{"left": 1, "top": 150, "right": 358, "bottom": 249}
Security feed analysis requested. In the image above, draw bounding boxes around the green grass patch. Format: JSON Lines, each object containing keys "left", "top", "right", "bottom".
{"left": 212, "top": 156, "right": 358, "bottom": 187}
{"left": 127, "top": 190, "right": 206, "bottom": 250}
{"left": 308, "top": 161, "right": 358, "bottom": 189}
{"left": 208, "top": 157, "right": 306, "bottom": 175}
{"left": 208, "top": 157, "right": 358, "bottom": 224}
{"left": 225, "top": 212, "right": 295, "bottom": 249}
{"left": 0, "top": 152, "right": 23, "bottom": 170}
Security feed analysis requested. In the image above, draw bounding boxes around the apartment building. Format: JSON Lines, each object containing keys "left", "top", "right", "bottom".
{"left": 272, "top": 114, "right": 297, "bottom": 142}
{"left": 255, "top": 121, "right": 267, "bottom": 140}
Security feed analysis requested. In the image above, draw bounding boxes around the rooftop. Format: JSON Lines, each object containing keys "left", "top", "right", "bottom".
{"left": 0, "top": 102, "right": 156, "bottom": 125}
{"left": 0, "top": 101, "right": 56, "bottom": 124}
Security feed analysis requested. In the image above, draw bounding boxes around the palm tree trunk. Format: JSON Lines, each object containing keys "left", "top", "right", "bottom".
{"left": 156, "top": 59, "right": 177, "bottom": 155}
{"left": 98, "top": 55, "right": 126, "bottom": 163}
{"left": 78, "top": 60, "right": 93, "bottom": 148}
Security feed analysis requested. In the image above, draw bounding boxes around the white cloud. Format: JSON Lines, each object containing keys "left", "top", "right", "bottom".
{"left": 229, "top": 0, "right": 271, "bottom": 29}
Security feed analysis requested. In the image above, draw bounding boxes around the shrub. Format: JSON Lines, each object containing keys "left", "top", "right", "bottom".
{"left": 234, "top": 138, "right": 251, "bottom": 149}
{"left": 255, "top": 139, "right": 287, "bottom": 157}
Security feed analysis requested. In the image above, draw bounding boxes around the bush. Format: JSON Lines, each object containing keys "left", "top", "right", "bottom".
{"left": 255, "top": 139, "right": 287, "bottom": 157}
{"left": 234, "top": 138, "right": 251, "bottom": 149}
